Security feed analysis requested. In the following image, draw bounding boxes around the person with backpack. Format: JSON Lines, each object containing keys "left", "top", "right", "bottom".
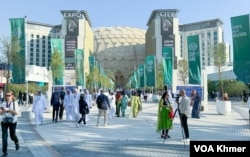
{"left": 59, "top": 87, "right": 66, "bottom": 120}
{"left": 96, "top": 89, "right": 110, "bottom": 127}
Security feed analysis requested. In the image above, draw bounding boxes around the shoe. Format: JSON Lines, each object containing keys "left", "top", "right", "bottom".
{"left": 1, "top": 153, "right": 7, "bottom": 157}
{"left": 15, "top": 143, "right": 20, "bottom": 150}
{"left": 181, "top": 138, "right": 190, "bottom": 143}
{"left": 167, "top": 135, "right": 171, "bottom": 138}
{"left": 161, "top": 134, "right": 165, "bottom": 138}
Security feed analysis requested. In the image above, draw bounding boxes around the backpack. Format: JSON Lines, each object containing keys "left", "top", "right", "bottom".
{"left": 96, "top": 96, "right": 103, "bottom": 109}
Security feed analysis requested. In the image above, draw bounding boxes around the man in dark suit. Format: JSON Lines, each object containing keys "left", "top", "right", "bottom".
{"left": 51, "top": 89, "right": 60, "bottom": 123}
{"left": 59, "top": 87, "right": 66, "bottom": 120}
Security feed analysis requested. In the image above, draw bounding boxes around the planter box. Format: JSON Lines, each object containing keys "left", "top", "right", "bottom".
{"left": 216, "top": 100, "right": 231, "bottom": 115}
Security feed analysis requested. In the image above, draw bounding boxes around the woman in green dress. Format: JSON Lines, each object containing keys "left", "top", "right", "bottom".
{"left": 156, "top": 91, "right": 173, "bottom": 139}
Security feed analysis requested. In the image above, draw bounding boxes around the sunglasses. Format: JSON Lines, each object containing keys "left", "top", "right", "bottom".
{"left": 6, "top": 95, "right": 11, "bottom": 97}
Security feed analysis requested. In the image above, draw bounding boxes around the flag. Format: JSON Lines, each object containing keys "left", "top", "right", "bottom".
{"left": 51, "top": 39, "right": 64, "bottom": 85}
{"left": 187, "top": 35, "right": 201, "bottom": 84}
{"left": 9, "top": 18, "right": 25, "bottom": 84}
{"left": 162, "top": 47, "right": 173, "bottom": 86}
{"left": 139, "top": 64, "right": 145, "bottom": 88}
{"left": 145, "top": 55, "right": 156, "bottom": 86}
{"left": 75, "top": 49, "right": 84, "bottom": 86}
{"left": 231, "top": 14, "right": 250, "bottom": 82}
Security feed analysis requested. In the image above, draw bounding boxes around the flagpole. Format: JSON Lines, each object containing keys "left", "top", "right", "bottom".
{"left": 25, "top": 16, "right": 29, "bottom": 106}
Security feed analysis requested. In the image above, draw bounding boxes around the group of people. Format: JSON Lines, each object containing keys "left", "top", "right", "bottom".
{"left": 95, "top": 89, "right": 142, "bottom": 127}
{"left": 156, "top": 89, "right": 202, "bottom": 143}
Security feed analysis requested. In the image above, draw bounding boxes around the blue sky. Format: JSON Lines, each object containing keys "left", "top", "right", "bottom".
{"left": 1, "top": 0, "right": 250, "bottom": 50}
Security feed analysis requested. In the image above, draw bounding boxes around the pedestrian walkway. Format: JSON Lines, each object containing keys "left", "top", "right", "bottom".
{"left": 1, "top": 100, "right": 250, "bottom": 157}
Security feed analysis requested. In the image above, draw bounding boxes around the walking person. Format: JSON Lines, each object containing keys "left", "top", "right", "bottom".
{"left": 32, "top": 90, "right": 47, "bottom": 127}
{"left": 156, "top": 92, "right": 173, "bottom": 139}
{"left": 242, "top": 90, "right": 248, "bottom": 105}
{"left": 191, "top": 90, "right": 201, "bottom": 119}
{"left": 51, "top": 89, "right": 61, "bottom": 123}
{"left": 71, "top": 88, "right": 80, "bottom": 122}
{"left": 59, "top": 87, "right": 66, "bottom": 120}
{"left": 96, "top": 89, "right": 110, "bottom": 127}
{"left": 130, "top": 92, "right": 141, "bottom": 118}
{"left": 178, "top": 89, "right": 191, "bottom": 142}
{"left": 63, "top": 89, "right": 73, "bottom": 121}
{"left": 83, "top": 89, "right": 92, "bottom": 122}
{"left": 121, "top": 93, "right": 129, "bottom": 117}
{"left": 108, "top": 91, "right": 116, "bottom": 119}
{"left": 115, "top": 91, "right": 122, "bottom": 117}
{"left": 0, "top": 91, "right": 20, "bottom": 157}
{"left": 76, "top": 94, "right": 89, "bottom": 127}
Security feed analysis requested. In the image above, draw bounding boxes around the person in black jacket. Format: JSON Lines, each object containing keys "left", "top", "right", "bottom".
{"left": 59, "top": 87, "right": 66, "bottom": 120}
{"left": 51, "top": 89, "right": 60, "bottom": 123}
{"left": 76, "top": 94, "right": 89, "bottom": 127}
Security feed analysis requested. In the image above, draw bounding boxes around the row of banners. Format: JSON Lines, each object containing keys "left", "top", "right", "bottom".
{"left": 10, "top": 14, "right": 250, "bottom": 86}
{"left": 129, "top": 34, "right": 201, "bottom": 89}
{"left": 9, "top": 18, "right": 202, "bottom": 87}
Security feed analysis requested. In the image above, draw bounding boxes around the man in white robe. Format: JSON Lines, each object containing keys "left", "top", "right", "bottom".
{"left": 63, "top": 89, "right": 73, "bottom": 121}
{"left": 32, "top": 90, "right": 46, "bottom": 127}
{"left": 70, "top": 88, "right": 80, "bottom": 122}
{"left": 84, "top": 89, "right": 92, "bottom": 122}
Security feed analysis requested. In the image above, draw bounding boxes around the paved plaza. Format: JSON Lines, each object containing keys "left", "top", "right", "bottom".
{"left": 1, "top": 100, "right": 250, "bottom": 157}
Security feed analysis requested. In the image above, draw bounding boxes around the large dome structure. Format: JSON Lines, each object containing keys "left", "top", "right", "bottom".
{"left": 93, "top": 26, "right": 146, "bottom": 88}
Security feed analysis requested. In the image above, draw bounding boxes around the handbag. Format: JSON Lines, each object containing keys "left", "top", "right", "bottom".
{"left": 2, "top": 100, "right": 16, "bottom": 124}
{"left": 169, "top": 111, "right": 174, "bottom": 119}
{"left": 2, "top": 117, "right": 14, "bottom": 124}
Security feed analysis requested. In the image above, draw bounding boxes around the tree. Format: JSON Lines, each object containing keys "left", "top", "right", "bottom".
{"left": 50, "top": 48, "right": 64, "bottom": 85}
{"left": 0, "top": 36, "right": 24, "bottom": 93}
{"left": 211, "top": 43, "right": 227, "bottom": 95}
{"left": 177, "top": 59, "right": 188, "bottom": 85}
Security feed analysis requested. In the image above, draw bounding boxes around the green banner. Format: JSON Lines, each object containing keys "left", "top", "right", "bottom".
{"left": 231, "top": 14, "right": 250, "bottom": 82}
{"left": 75, "top": 49, "right": 84, "bottom": 86}
{"left": 162, "top": 47, "right": 173, "bottom": 86}
{"left": 9, "top": 18, "right": 25, "bottom": 84}
{"left": 88, "top": 55, "right": 96, "bottom": 72}
{"left": 51, "top": 39, "right": 64, "bottom": 85}
{"left": 139, "top": 64, "right": 145, "bottom": 88}
{"left": 187, "top": 35, "right": 201, "bottom": 84}
{"left": 145, "top": 55, "right": 156, "bottom": 86}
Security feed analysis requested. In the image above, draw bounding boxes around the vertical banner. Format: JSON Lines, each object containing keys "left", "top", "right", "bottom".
{"left": 75, "top": 49, "right": 84, "bottom": 86}
{"left": 88, "top": 55, "right": 96, "bottom": 72}
{"left": 51, "top": 39, "right": 64, "bottom": 85}
{"left": 9, "top": 18, "right": 25, "bottom": 84}
{"left": 231, "top": 14, "right": 250, "bottom": 82}
{"left": 133, "top": 71, "right": 138, "bottom": 88}
{"left": 162, "top": 47, "right": 173, "bottom": 86}
{"left": 139, "top": 64, "right": 145, "bottom": 88}
{"left": 51, "top": 39, "right": 63, "bottom": 54}
{"left": 187, "top": 35, "right": 201, "bottom": 84}
{"left": 145, "top": 55, "right": 156, "bottom": 86}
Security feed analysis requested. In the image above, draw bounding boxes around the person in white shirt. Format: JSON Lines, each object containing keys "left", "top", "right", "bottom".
{"left": 63, "top": 89, "right": 72, "bottom": 121}
{"left": 70, "top": 88, "right": 80, "bottom": 122}
{"left": 84, "top": 89, "right": 92, "bottom": 122}
{"left": 0, "top": 91, "right": 20, "bottom": 156}
{"left": 32, "top": 90, "right": 47, "bottom": 127}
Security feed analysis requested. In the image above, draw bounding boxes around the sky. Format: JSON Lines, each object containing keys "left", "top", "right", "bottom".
{"left": 1, "top": 0, "right": 250, "bottom": 51}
